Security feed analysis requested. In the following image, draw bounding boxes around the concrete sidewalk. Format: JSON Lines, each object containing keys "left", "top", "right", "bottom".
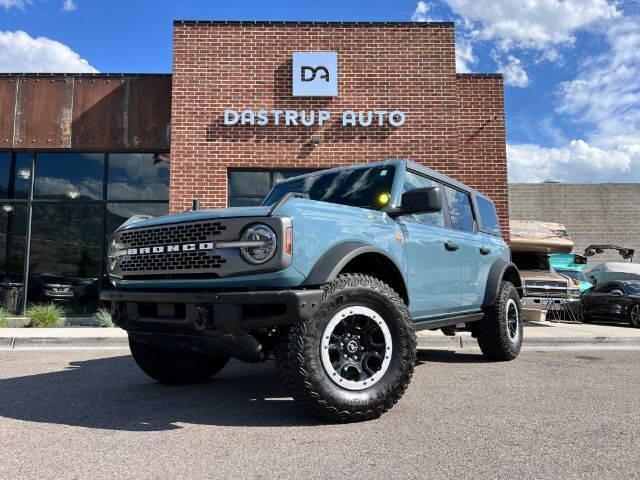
{"left": 1, "top": 321, "right": 639, "bottom": 350}
{"left": 417, "top": 321, "right": 640, "bottom": 349}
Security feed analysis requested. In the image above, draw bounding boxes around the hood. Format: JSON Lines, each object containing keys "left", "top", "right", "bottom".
{"left": 519, "top": 270, "right": 569, "bottom": 284}
{"left": 118, "top": 205, "right": 272, "bottom": 231}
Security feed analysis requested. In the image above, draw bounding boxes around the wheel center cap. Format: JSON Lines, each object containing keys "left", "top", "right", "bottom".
{"left": 346, "top": 340, "right": 359, "bottom": 354}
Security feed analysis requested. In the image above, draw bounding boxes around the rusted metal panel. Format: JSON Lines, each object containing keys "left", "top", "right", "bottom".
{"left": 72, "top": 77, "right": 127, "bottom": 149}
{"left": 14, "top": 77, "right": 73, "bottom": 148}
{"left": 126, "top": 76, "right": 171, "bottom": 149}
{"left": 0, "top": 78, "right": 18, "bottom": 147}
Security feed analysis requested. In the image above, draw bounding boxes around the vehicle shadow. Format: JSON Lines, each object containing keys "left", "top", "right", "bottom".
{"left": 416, "top": 349, "right": 489, "bottom": 364}
{"left": 0, "top": 355, "right": 321, "bottom": 432}
{"left": 0, "top": 349, "right": 483, "bottom": 432}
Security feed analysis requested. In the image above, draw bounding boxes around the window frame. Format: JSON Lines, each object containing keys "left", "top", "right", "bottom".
{"left": 473, "top": 195, "right": 502, "bottom": 237}
{"left": 401, "top": 169, "right": 452, "bottom": 230}
{"left": 441, "top": 183, "right": 478, "bottom": 234}
{"left": 0, "top": 150, "right": 169, "bottom": 315}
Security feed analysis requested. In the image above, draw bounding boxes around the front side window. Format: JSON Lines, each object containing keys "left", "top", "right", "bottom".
{"left": 401, "top": 171, "right": 445, "bottom": 227}
{"left": 444, "top": 186, "right": 475, "bottom": 233}
{"left": 263, "top": 165, "right": 396, "bottom": 211}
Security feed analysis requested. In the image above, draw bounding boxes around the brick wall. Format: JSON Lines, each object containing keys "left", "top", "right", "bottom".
{"left": 456, "top": 74, "right": 508, "bottom": 240}
{"left": 170, "top": 21, "right": 508, "bottom": 235}
{"left": 509, "top": 183, "right": 640, "bottom": 264}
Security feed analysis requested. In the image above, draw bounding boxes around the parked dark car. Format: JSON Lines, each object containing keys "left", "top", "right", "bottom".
{"left": 581, "top": 280, "right": 640, "bottom": 327}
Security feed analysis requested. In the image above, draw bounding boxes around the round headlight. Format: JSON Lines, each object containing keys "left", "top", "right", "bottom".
{"left": 108, "top": 238, "right": 121, "bottom": 271}
{"left": 240, "top": 224, "right": 277, "bottom": 264}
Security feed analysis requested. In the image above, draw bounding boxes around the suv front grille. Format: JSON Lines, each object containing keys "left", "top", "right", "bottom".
{"left": 524, "top": 280, "right": 568, "bottom": 297}
{"left": 116, "top": 220, "right": 230, "bottom": 278}
{"left": 119, "top": 222, "right": 226, "bottom": 246}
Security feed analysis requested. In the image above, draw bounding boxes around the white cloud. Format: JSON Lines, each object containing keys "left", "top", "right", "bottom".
{"left": 557, "top": 17, "right": 640, "bottom": 149}
{"left": 495, "top": 54, "right": 529, "bottom": 87}
{"left": 62, "top": 0, "right": 76, "bottom": 12}
{"left": 411, "top": 1, "right": 433, "bottom": 22}
{"left": 0, "top": 30, "right": 97, "bottom": 72}
{"left": 455, "top": 37, "right": 476, "bottom": 73}
{"left": 508, "top": 15, "right": 640, "bottom": 183}
{"left": 445, "top": 0, "right": 620, "bottom": 52}
{"left": 508, "top": 140, "right": 637, "bottom": 183}
{"left": 0, "top": 0, "right": 28, "bottom": 9}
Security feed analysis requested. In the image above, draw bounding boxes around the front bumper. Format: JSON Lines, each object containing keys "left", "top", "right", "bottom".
{"left": 522, "top": 296, "right": 581, "bottom": 311}
{"left": 100, "top": 288, "right": 324, "bottom": 332}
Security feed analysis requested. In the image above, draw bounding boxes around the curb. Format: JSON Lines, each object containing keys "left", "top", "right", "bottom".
{"left": 1, "top": 334, "right": 639, "bottom": 350}
{"left": 0, "top": 336, "right": 129, "bottom": 350}
{"left": 417, "top": 335, "right": 640, "bottom": 349}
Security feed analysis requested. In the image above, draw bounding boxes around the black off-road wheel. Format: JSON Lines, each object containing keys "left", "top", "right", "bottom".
{"left": 276, "top": 274, "right": 416, "bottom": 422}
{"left": 475, "top": 281, "right": 523, "bottom": 361}
{"left": 129, "top": 336, "right": 229, "bottom": 385}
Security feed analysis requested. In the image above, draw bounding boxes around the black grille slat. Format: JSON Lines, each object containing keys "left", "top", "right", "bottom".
{"left": 119, "top": 221, "right": 226, "bottom": 246}
{"left": 117, "top": 220, "right": 230, "bottom": 276}
{"left": 120, "top": 251, "right": 227, "bottom": 272}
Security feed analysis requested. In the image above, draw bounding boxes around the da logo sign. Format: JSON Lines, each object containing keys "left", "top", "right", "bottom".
{"left": 292, "top": 52, "right": 338, "bottom": 97}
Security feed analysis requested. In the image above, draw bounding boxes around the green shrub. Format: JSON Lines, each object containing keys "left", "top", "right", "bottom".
{"left": 26, "top": 303, "right": 64, "bottom": 328}
{"left": 93, "top": 307, "right": 114, "bottom": 328}
{"left": 0, "top": 307, "right": 9, "bottom": 328}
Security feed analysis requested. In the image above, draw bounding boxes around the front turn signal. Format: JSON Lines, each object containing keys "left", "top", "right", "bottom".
{"left": 285, "top": 227, "right": 293, "bottom": 255}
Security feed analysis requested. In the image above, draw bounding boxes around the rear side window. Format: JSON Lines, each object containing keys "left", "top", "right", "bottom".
{"left": 444, "top": 186, "right": 475, "bottom": 233}
{"left": 476, "top": 196, "right": 501, "bottom": 236}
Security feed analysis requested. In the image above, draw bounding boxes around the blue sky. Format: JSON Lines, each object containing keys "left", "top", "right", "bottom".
{"left": 1, "top": 0, "right": 639, "bottom": 183}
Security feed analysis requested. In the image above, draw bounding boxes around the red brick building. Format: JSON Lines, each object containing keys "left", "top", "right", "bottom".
{"left": 170, "top": 21, "right": 508, "bottom": 232}
{"left": 0, "top": 20, "right": 507, "bottom": 315}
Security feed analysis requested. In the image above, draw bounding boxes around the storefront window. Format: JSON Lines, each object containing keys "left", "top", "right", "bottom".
{"left": 34, "top": 153, "right": 104, "bottom": 200}
{"left": 0, "top": 203, "right": 28, "bottom": 314}
{"left": 28, "top": 204, "right": 104, "bottom": 314}
{"left": 0, "top": 151, "right": 169, "bottom": 316}
{"left": 0, "top": 153, "right": 33, "bottom": 199}
{"left": 108, "top": 153, "right": 169, "bottom": 200}
{"left": 106, "top": 203, "right": 169, "bottom": 239}
{"left": 228, "top": 169, "right": 313, "bottom": 206}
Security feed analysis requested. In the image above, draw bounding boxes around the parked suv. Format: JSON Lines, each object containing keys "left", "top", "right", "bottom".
{"left": 102, "top": 160, "right": 523, "bottom": 422}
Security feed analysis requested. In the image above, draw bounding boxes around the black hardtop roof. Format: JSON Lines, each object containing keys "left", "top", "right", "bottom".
{"left": 280, "top": 159, "right": 493, "bottom": 203}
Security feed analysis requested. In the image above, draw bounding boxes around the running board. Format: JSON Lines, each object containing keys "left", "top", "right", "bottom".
{"left": 412, "top": 312, "right": 484, "bottom": 331}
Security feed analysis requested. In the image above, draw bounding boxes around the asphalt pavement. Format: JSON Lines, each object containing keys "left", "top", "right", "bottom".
{"left": 0, "top": 348, "right": 638, "bottom": 479}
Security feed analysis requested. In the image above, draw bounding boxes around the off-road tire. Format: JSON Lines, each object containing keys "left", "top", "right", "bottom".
{"left": 129, "top": 336, "right": 229, "bottom": 385}
{"left": 275, "top": 274, "right": 416, "bottom": 422}
{"left": 476, "top": 281, "right": 522, "bottom": 361}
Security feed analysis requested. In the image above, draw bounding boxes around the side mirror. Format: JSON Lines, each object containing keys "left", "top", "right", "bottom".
{"left": 398, "top": 187, "right": 443, "bottom": 216}
{"left": 611, "top": 289, "right": 624, "bottom": 296}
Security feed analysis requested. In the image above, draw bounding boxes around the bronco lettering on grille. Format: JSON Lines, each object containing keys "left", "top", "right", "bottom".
{"left": 126, "top": 242, "right": 215, "bottom": 256}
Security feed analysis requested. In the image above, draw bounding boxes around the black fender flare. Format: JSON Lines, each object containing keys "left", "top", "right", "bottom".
{"left": 302, "top": 241, "right": 408, "bottom": 298}
{"left": 482, "top": 258, "right": 523, "bottom": 309}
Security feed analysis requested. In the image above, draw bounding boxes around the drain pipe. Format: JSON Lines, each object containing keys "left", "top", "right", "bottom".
{"left": 193, "top": 199, "right": 200, "bottom": 211}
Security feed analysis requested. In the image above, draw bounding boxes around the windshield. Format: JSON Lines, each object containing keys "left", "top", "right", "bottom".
{"left": 511, "top": 252, "right": 550, "bottom": 271}
{"left": 623, "top": 282, "right": 640, "bottom": 295}
{"left": 555, "top": 269, "right": 588, "bottom": 283}
{"left": 262, "top": 165, "right": 396, "bottom": 211}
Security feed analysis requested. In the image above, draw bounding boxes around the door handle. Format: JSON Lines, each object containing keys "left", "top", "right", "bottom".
{"left": 444, "top": 240, "right": 459, "bottom": 251}
{"left": 479, "top": 246, "right": 492, "bottom": 255}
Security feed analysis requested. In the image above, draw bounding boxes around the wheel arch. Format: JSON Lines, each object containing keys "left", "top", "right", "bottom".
{"left": 302, "top": 241, "right": 409, "bottom": 305}
{"left": 482, "top": 258, "right": 523, "bottom": 309}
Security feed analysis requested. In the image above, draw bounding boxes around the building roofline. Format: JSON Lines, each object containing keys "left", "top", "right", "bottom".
{"left": 456, "top": 73, "right": 503, "bottom": 79}
{"left": 174, "top": 20, "right": 454, "bottom": 27}
{"left": 0, "top": 73, "right": 171, "bottom": 77}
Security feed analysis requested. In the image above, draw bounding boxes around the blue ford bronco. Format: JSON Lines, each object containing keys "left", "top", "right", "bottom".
{"left": 101, "top": 160, "right": 523, "bottom": 422}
